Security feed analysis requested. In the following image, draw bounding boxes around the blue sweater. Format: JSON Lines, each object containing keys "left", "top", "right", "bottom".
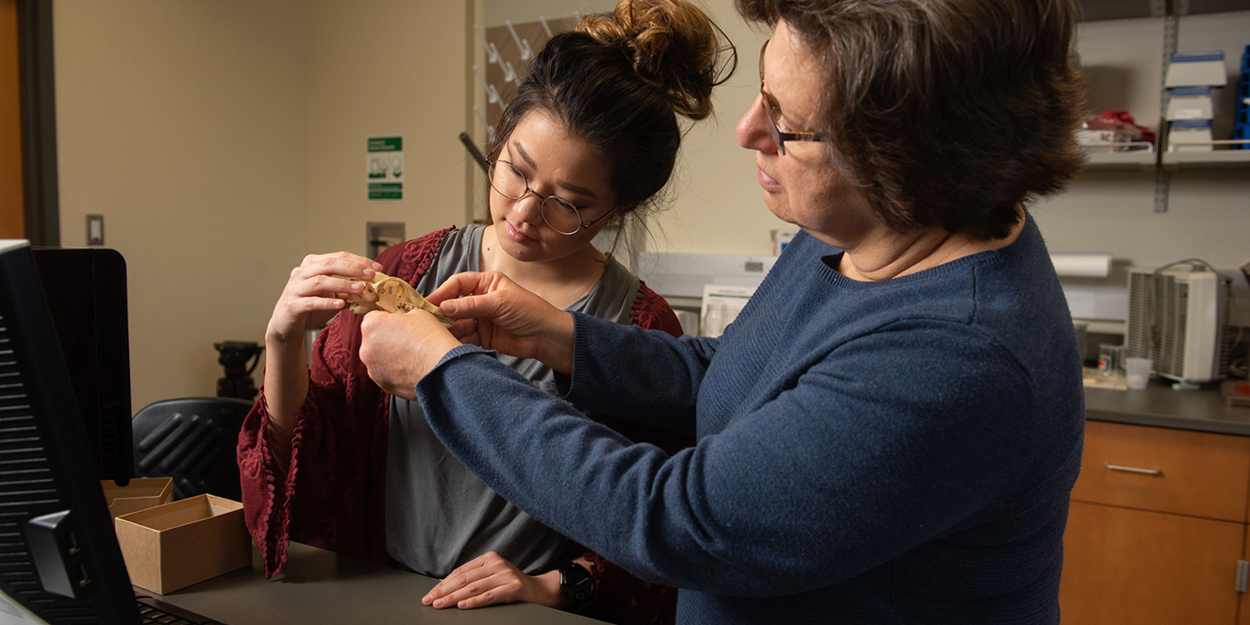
{"left": 418, "top": 216, "right": 1085, "bottom": 624}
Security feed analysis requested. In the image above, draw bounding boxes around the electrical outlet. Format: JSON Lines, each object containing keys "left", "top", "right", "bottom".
{"left": 86, "top": 215, "right": 104, "bottom": 246}
{"left": 366, "top": 222, "right": 404, "bottom": 259}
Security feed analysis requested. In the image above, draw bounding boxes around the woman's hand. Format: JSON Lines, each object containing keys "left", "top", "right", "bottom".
{"left": 427, "top": 271, "right": 577, "bottom": 376}
{"left": 421, "top": 551, "right": 566, "bottom": 611}
{"left": 265, "top": 252, "right": 382, "bottom": 347}
{"left": 359, "top": 308, "right": 462, "bottom": 401}
{"left": 262, "top": 252, "right": 382, "bottom": 440}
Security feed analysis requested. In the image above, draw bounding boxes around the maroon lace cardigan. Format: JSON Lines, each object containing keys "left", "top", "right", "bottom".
{"left": 237, "top": 227, "right": 687, "bottom": 625}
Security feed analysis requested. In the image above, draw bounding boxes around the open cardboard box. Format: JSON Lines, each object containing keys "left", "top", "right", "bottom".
{"left": 101, "top": 477, "right": 173, "bottom": 518}
{"left": 114, "top": 494, "right": 251, "bottom": 594}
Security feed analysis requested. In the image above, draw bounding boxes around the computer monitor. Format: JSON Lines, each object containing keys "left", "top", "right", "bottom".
{"left": 0, "top": 239, "right": 142, "bottom": 623}
{"left": 30, "top": 247, "right": 133, "bottom": 486}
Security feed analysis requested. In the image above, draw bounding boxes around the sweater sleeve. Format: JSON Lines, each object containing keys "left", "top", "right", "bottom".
{"left": 581, "top": 282, "right": 688, "bottom": 625}
{"left": 417, "top": 315, "right": 1036, "bottom": 597}
{"left": 238, "top": 228, "right": 454, "bottom": 578}
{"left": 237, "top": 309, "right": 376, "bottom": 578}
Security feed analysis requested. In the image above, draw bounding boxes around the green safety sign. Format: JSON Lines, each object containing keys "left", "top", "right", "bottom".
{"left": 368, "top": 136, "right": 403, "bottom": 200}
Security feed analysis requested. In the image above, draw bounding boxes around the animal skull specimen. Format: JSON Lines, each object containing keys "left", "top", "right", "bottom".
{"left": 343, "top": 271, "right": 454, "bottom": 328}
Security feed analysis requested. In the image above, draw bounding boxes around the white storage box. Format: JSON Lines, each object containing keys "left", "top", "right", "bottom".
{"left": 1166, "top": 86, "right": 1214, "bottom": 120}
{"left": 1165, "top": 51, "right": 1227, "bottom": 87}
{"left": 1168, "top": 119, "right": 1214, "bottom": 151}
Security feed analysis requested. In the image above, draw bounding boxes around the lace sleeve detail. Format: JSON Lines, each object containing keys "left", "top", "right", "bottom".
{"left": 630, "top": 281, "right": 684, "bottom": 337}
{"left": 582, "top": 549, "right": 678, "bottom": 625}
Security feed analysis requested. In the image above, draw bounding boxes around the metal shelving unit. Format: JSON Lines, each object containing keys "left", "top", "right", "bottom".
{"left": 1076, "top": 0, "right": 1250, "bottom": 210}
{"left": 1161, "top": 146, "right": 1250, "bottom": 166}
{"left": 1085, "top": 149, "right": 1159, "bottom": 169}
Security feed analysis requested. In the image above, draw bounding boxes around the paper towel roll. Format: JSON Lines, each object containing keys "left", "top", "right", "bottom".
{"left": 1051, "top": 253, "right": 1112, "bottom": 278}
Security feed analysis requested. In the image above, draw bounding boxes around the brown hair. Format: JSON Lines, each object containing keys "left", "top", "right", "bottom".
{"left": 736, "top": 0, "right": 1087, "bottom": 240}
{"left": 491, "top": 0, "right": 736, "bottom": 216}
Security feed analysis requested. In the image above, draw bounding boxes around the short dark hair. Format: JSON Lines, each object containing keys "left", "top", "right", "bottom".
{"left": 492, "top": 0, "right": 735, "bottom": 216}
{"left": 737, "top": 0, "right": 1087, "bottom": 240}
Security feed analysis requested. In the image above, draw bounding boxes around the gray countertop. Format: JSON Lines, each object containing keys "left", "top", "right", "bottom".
{"left": 148, "top": 541, "right": 602, "bottom": 625}
{"left": 1085, "top": 381, "right": 1250, "bottom": 436}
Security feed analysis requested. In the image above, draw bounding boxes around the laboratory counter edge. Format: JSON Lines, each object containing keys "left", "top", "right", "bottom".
{"left": 144, "top": 541, "right": 603, "bottom": 625}
{"left": 1084, "top": 382, "right": 1250, "bottom": 436}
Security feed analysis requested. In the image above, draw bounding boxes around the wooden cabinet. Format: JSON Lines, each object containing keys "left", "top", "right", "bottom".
{"left": 1060, "top": 420, "right": 1250, "bottom": 624}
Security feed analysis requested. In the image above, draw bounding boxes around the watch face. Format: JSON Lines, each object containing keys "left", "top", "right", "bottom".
{"left": 560, "top": 563, "right": 595, "bottom": 604}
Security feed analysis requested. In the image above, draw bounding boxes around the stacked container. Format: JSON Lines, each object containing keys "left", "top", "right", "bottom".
{"left": 1163, "top": 51, "right": 1226, "bottom": 151}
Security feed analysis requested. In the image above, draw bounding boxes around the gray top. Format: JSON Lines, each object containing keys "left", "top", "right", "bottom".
{"left": 385, "top": 224, "right": 639, "bottom": 576}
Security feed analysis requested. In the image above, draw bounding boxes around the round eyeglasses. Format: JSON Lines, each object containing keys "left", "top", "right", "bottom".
{"left": 759, "top": 39, "right": 831, "bottom": 156}
{"left": 487, "top": 160, "right": 617, "bottom": 236}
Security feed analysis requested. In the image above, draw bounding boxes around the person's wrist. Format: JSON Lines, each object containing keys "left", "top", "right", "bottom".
{"left": 535, "top": 569, "right": 568, "bottom": 609}
{"left": 416, "top": 325, "right": 467, "bottom": 379}
{"left": 537, "top": 312, "right": 576, "bottom": 375}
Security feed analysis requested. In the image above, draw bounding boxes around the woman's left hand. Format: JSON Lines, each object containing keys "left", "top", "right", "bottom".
{"left": 359, "top": 308, "right": 463, "bottom": 401}
{"left": 421, "top": 551, "right": 565, "bottom": 610}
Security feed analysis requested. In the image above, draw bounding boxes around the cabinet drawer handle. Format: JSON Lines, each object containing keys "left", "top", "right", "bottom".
{"left": 1104, "top": 463, "right": 1162, "bottom": 476}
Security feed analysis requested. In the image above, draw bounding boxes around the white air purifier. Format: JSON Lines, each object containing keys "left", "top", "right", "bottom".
{"left": 1124, "top": 268, "right": 1232, "bottom": 385}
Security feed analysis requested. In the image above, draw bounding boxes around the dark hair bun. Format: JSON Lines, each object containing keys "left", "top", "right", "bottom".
{"left": 577, "top": 0, "right": 734, "bottom": 120}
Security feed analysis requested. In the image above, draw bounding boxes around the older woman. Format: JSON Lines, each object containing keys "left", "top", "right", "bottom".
{"left": 360, "top": 0, "right": 1087, "bottom": 623}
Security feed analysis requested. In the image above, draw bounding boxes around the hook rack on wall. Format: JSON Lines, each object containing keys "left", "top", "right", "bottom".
{"left": 468, "top": 15, "right": 576, "bottom": 149}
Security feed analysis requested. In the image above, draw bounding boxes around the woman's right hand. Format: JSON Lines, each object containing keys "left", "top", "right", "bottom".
{"left": 262, "top": 252, "right": 382, "bottom": 463}
{"left": 265, "top": 252, "right": 383, "bottom": 347}
{"left": 428, "top": 271, "right": 576, "bottom": 376}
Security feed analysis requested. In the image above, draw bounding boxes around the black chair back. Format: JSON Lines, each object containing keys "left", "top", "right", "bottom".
{"left": 132, "top": 397, "right": 253, "bottom": 501}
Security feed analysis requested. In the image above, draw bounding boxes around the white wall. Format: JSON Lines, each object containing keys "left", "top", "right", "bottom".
{"left": 1033, "top": 11, "right": 1250, "bottom": 327}
{"left": 54, "top": 0, "right": 471, "bottom": 411}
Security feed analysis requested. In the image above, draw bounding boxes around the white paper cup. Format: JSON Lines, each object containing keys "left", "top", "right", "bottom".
{"left": 1126, "top": 357, "right": 1152, "bottom": 390}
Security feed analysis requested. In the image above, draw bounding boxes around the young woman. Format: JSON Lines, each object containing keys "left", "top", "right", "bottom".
{"left": 236, "top": 1, "right": 733, "bottom": 623}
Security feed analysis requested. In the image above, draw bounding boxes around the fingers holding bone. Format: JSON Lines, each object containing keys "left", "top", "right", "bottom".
{"left": 342, "top": 271, "right": 455, "bottom": 328}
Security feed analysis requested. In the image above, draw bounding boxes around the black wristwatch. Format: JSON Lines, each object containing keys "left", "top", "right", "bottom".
{"left": 557, "top": 561, "right": 596, "bottom": 611}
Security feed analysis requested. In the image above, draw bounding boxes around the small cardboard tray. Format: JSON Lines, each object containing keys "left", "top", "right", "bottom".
{"left": 101, "top": 477, "right": 173, "bottom": 518}
{"left": 114, "top": 494, "right": 251, "bottom": 594}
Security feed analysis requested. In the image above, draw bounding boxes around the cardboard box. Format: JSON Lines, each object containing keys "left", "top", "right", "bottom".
{"left": 101, "top": 477, "right": 173, "bottom": 518}
{"left": 114, "top": 494, "right": 251, "bottom": 594}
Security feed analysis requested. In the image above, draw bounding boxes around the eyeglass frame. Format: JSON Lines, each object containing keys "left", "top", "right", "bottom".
{"left": 758, "top": 39, "right": 831, "bottom": 156}
{"left": 486, "top": 159, "right": 619, "bottom": 236}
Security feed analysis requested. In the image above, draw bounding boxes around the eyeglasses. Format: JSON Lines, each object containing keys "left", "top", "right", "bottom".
{"left": 759, "top": 39, "right": 830, "bottom": 156}
{"left": 487, "top": 159, "right": 617, "bottom": 236}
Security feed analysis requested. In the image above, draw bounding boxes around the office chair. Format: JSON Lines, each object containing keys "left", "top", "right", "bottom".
{"left": 131, "top": 397, "right": 254, "bottom": 501}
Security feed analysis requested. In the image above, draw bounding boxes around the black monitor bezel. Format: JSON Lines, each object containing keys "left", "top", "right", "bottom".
{"left": 0, "top": 240, "right": 140, "bottom": 624}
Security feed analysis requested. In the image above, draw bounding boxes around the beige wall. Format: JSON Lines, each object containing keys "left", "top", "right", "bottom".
{"left": 644, "top": 1, "right": 780, "bottom": 256}
{"left": 54, "top": 0, "right": 471, "bottom": 411}
{"left": 54, "top": 0, "right": 311, "bottom": 411}
{"left": 304, "top": 0, "right": 472, "bottom": 253}
{"left": 485, "top": 0, "right": 615, "bottom": 27}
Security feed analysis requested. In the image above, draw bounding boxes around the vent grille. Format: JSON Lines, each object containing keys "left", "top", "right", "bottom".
{"left": 1126, "top": 272, "right": 1192, "bottom": 378}
{"left": 0, "top": 312, "right": 99, "bottom": 623}
{"left": 1125, "top": 269, "right": 1233, "bottom": 382}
